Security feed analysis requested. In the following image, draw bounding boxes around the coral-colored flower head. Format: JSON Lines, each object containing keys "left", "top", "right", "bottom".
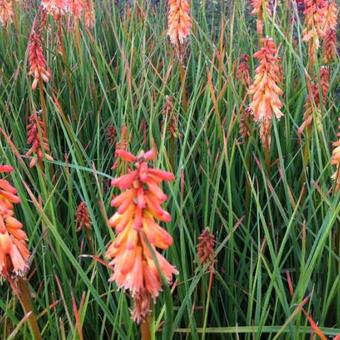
{"left": 302, "top": 0, "right": 328, "bottom": 63}
{"left": 322, "top": 1, "right": 338, "bottom": 63}
{"left": 76, "top": 202, "right": 91, "bottom": 231}
{"left": 248, "top": 38, "right": 283, "bottom": 148}
{"left": 28, "top": 27, "right": 51, "bottom": 90}
{"left": 298, "top": 66, "right": 330, "bottom": 136}
{"left": 324, "top": 1, "right": 337, "bottom": 32}
{"left": 167, "top": 0, "right": 192, "bottom": 46}
{"left": 0, "top": 0, "right": 14, "bottom": 27}
{"left": 323, "top": 28, "right": 337, "bottom": 63}
{"left": 250, "top": 0, "right": 271, "bottom": 37}
{"left": 197, "top": 228, "right": 216, "bottom": 271}
{"left": 41, "top": 0, "right": 69, "bottom": 18}
{"left": 68, "top": 0, "right": 84, "bottom": 20}
{"left": 106, "top": 149, "right": 178, "bottom": 323}
{"left": 83, "top": 0, "right": 95, "bottom": 29}
{"left": 0, "top": 166, "right": 30, "bottom": 278}
{"left": 26, "top": 111, "right": 53, "bottom": 168}
{"left": 237, "top": 54, "right": 251, "bottom": 87}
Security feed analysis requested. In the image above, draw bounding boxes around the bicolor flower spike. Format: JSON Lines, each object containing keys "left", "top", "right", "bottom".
{"left": 167, "top": 0, "right": 192, "bottom": 47}
{"left": 0, "top": 0, "right": 14, "bottom": 27}
{"left": 322, "top": 1, "right": 338, "bottom": 63}
{"left": 250, "top": 0, "right": 271, "bottom": 37}
{"left": 248, "top": 38, "right": 283, "bottom": 149}
{"left": 0, "top": 165, "right": 30, "bottom": 279}
{"left": 28, "top": 26, "right": 51, "bottom": 91}
{"left": 41, "top": 0, "right": 69, "bottom": 18}
{"left": 106, "top": 148, "right": 177, "bottom": 323}
{"left": 26, "top": 111, "right": 53, "bottom": 168}
{"left": 302, "top": 0, "right": 328, "bottom": 64}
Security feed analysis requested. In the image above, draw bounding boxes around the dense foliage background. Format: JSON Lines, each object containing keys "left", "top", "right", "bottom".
{"left": 0, "top": 0, "right": 339, "bottom": 338}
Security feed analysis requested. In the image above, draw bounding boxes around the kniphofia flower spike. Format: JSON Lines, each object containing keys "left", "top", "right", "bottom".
{"left": 106, "top": 149, "right": 178, "bottom": 323}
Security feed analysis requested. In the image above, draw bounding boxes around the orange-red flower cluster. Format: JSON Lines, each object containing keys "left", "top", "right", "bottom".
{"left": 323, "top": 28, "right": 337, "bottom": 63}
{"left": 0, "top": 165, "right": 30, "bottom": 279}
{"left": 167, "top": 0, "right": 192, "bottom": 47}
{"left": 68, "top": 0, "right": 84, "bottom": 20}
{"left": 248, "top": 38, "right": 283, "bottom": 149}
{"left": 106, "top": 149, "right": 177, "bottom": 323}
{"left": 0, "top": 0, "right": 13, "bottom": 27}
{"left": 302, "top": 0, "right": 328, "bottom": 63}
{"left": 237, "top": 54, "right": 251, "bottom": 87}
{"left": 83, "top": 0, "right": 95, "bottom": 29}
{"left": 250, "top": 0, "right": 271, "bottom": 37}
{"left": 298, "top": 66, "right": 330, "bottom": 136}
{"left": 197, "top": 228, "right": 216, "bottom": 271}
{"left": 28, "top": 28, "right": 51, "bottom": 90}
{"left": 331, "top": 118, "right": 340, "bottom": 192}
{"left": 41, "top": 0, "right": 69, "bottom": 18}
{"left": 322, "top": 1, "right": 338, "bottom": 63}
{"left": 76, "top": 202, "right": 91, "bottom": 231}
{"left": 26, "top": 112, "right": 53, "bottom": 168}
{"left": 239, "top": 107, "right": 253, "bottom": 140}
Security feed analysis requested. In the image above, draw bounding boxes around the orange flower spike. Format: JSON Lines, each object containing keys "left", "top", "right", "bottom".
{"left": 76, "top": 202, "right": 91, "bottom": 231}
{"left": 324, "top": 1, "right": 337, "bottom": 32}
{"left": 0, "top": 166, "right": 30, "bottom": 278}
{"left": 250, "top": 0, "right": 271, "bottom": 37}
{"left": 68, "top": 0, "right": 84, "bottom": 19}
{"left": 0, "top": 0, "right": 14, "bottom": 27}
{"left": 302, "top": 0, "right": 328, "bottom": 64}
{"left": 28, "top": 28, "right": 51, "bottom": 91}
{"left": 167, "top": 0, "right": 192, "bottom": 47}
{"left": 323, "top": 28, "right": 337, "bottom": 63}
{"left": 26, "top": 112, "right": 53, "bottom": 168}
{"left": 322, "top": 1, "right": 338, "bottom": 63}
{"left": 83, "top": 0, "right": 95, "bottom": 29}
{"left": 41, "top": 0, "right": 69, "bottom": 18}
{"left": 298, "top": 66, "right": 330, "bottom": 136}
{"left": 248, "top": 38, "right": 283, "bottom": 148}
{"left": 237, "top": 54, "right": 251, "bottom": 87}
{"left": 106, "top": 149, "right": 177, "bottom": 323}
{"left": 197, "top": 228, "right": 216, "bottom": 270}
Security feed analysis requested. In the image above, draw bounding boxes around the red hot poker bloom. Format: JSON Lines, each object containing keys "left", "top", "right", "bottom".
{"left": 83, "top": 0, "right": 95, "bottom": 29}
{"left": 250, "top": 0, "right": 271, "bottom": 37}
{"left": 248, "top": 38, "right": 283, "bottom": 149}
{"left": 237, "top": 54, "right": 251, "bottom": 87}
{"left": 298, "top": 66, "right": 330, "bottom": 136}
{"left": 197, "top": 228, "right": 216, "bottom": 271}
{"left": 41, "top": 0, "right": 69, "bottom": 18}
{"left": 302, "top": 0, "right": 328, "bottom": 64}
{"left": 322, "top": 1, "right": 338, "bottom": 63}
{"left": 26, "top": 111, "right": 53, "bottom": 168}
{"left": 106, "top": 149, "right": 178, "bottom": 323}
{"left": 68, "top": 0, "right": 84, "bottom": 20}
{"left": 0, "top": 165, "right": 30, "bottom": 278}
{"left": 76, "top": 202, "right": 91, "bottom": 231}
{"left": 0, "top": 0, "right": 14, "bottom": 27}
{"left": 28, "top": 28, "right": 51, "bottom": 91}
{"left": 323, "top": 28, "right": 337, "bottom": 63}
{"left": 167, "top": 0, "right": 192, "bottom": 47}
